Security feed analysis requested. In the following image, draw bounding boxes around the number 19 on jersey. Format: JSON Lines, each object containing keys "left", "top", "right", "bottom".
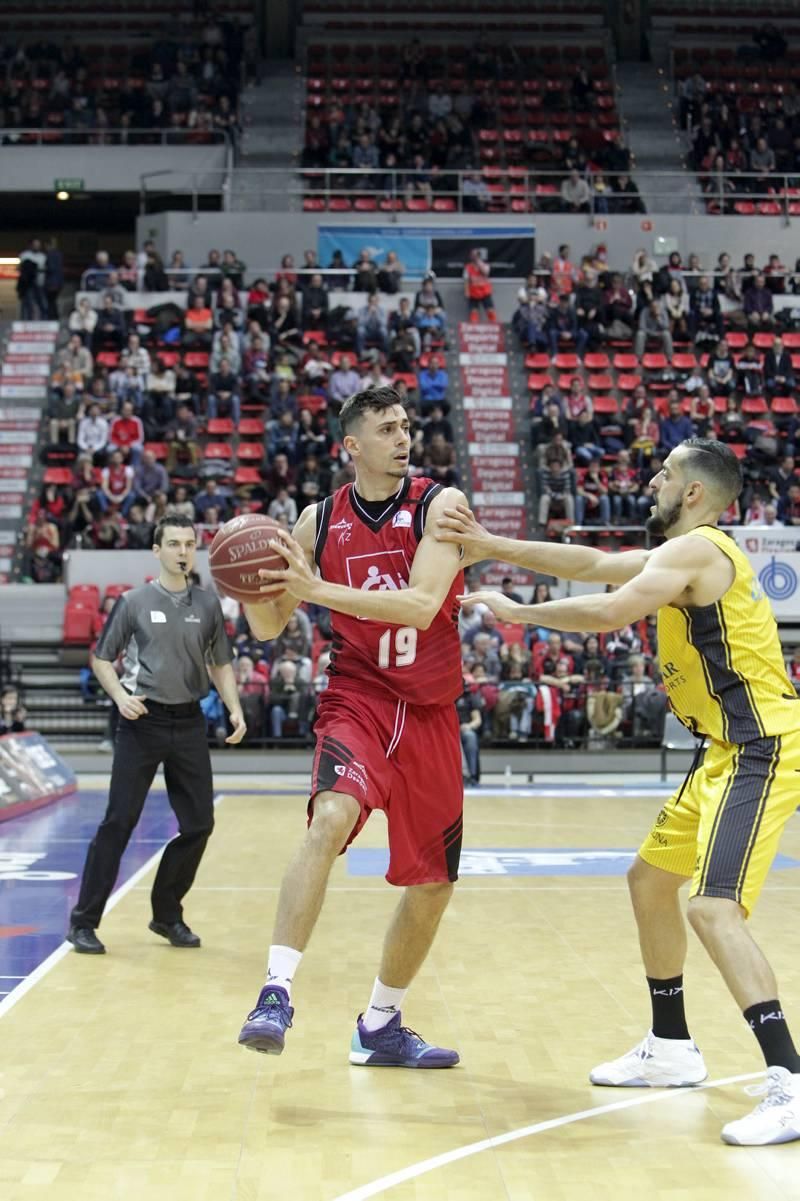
{"left": 377, "top": 626, "right": 418, "bottom": 669}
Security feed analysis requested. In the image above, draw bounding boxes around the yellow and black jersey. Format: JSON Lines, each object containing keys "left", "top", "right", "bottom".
{"left": 656, "top": 525, "right": 799, "bottom": 744}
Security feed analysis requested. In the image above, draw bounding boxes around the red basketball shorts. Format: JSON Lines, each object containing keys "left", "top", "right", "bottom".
{"left": 309, "top": 685, "right": 464, "bottom": 886}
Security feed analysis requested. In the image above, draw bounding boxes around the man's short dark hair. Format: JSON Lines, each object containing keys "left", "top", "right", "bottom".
{"left": 680, "top": 437, "right": 743, "bottom": 507}
{"left": 154, "top": 512, "right": 196, "bottom": 546}
{"left": 339, "top": 386, "right": 405, "bottom": 436}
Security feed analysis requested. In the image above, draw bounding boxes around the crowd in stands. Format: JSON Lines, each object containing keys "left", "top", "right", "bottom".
{"left": 679, "top": 24, "right": 800, "bottom": 209}
{"left": 514, "top": 240, "right": 800, "bottom": 535}
{"left": 29, "top": 240, "right": 460, "bottom": 589}
{"left": 27, "top": 233, "right": 800, "bottom": 752}
{"left": 303, "top": 39, "right": 639, "bottom": 214}
{"left": 0, "top": 13, "right": 245, "bottom": 144}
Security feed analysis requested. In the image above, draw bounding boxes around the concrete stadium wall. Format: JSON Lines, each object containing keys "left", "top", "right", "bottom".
{"left": 5, "top": 145, "right": 227, "bottom": 193}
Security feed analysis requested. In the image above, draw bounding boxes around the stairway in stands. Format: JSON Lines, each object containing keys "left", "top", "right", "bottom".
{"left": 0, "top": 321, "right": 59, "bottom": 583}
{"left": 456, "top": 320, "right": 537, "bottom": 589}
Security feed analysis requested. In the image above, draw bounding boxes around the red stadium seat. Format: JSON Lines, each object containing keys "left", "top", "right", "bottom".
{"left": 671, "top": 352, "right": 697, "bottom": 371}
{"left": 206, "top": 418, "right": 235, "bottom": 436}
{"left": 613, "top": 353, "right": 638, "bottom": 370}
{"left": 237, "top": 443, "right": 264, "bottom": 463}
{"left": 553, "top": 353, "right": 578, "bottom": 370}
{"left": 297, "top": 394, "right": 328, "bottom": 415}
{"left": 584, "top": 352, "right": 610, "bottom": 370}
{"left": 238, "top": 418, "right": 265, "bottom": 437}
{"left": 234, "top": 466, "right": 262, "bottom": 485}
{"left": 617, "top": 374, "right": 642, "bottom": 391}
{"left": 104, "top": 584, "right": 133, "bottom": 601}
{"left": 43, "top": 467, "right": 74, "bottom": 485}
{"left": 203, "top": 442, "right": 233, "bottom": 461}
{"left": 592, "top": 395, "right": 619, "bottom": 414}
{"left": 772, "top": 396, "right": 797, "bottom": 415}
{"left": 741, "top": 396, "right": 768, "bottom": 414}
{"left": 527, "top": 373, "right": 551, "bottom": 391}
{"left": 524, "top": 353, "right": 550, "bottom": 370}
{"left": 68, "top": 584, "right": 100, "bottom": 609}
{"left": 63, "top": 602, "right": 95, "bottom": 645}
{"left": 302, "top": 330, "right": 327, "bottom": 346}
{"left": 588, "top": 373, "right": 613, "bottom": 391}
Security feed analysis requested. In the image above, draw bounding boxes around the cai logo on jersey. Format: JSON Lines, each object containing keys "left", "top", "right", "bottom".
{"left": 346, "top": 549, "right": 410, "bottom": 592}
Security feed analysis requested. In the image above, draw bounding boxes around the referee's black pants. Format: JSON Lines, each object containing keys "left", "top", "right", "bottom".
{"left": 71, "top": 702, "right": 214, "bottom": 930}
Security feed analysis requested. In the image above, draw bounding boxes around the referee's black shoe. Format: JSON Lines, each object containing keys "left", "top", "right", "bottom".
{"left": 148, "top": 919, "right": 201, "bottom": 948}
{"left": 67, "top": 925, "right": 106, "bottom": 954}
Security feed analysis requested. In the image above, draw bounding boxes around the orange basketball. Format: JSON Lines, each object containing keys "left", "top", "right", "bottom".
{"left": 208, "top": 514, "right": 287, "bottom": 605}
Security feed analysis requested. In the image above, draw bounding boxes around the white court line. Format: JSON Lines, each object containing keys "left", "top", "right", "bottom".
{"left": 0, "top": 795, "right": 225, "bottom": 1021}
{"left": 329, "top": 1071, "right": 764, "bottom": 1201}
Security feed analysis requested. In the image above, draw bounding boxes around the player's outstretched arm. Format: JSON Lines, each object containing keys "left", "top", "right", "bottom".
{"left": 259, "top": 487, "right": 466, "bottom": 630}
{"left": 436, "top": 501, "right": 650, "bottom": 584}
{"left": 461, "top": 536, "right": 710, "bottom": 633}
{"left": 242, "top": 506, "right": 316, "bottom": 641}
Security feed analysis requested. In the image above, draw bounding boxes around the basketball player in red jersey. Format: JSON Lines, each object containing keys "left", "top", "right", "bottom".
{"left": 237, "top": 387, "right": 466, "bottom": 1067}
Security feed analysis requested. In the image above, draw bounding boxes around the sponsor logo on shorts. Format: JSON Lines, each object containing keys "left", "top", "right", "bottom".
{"left": 655, "top": 807, "right": 668, "bottom": 826}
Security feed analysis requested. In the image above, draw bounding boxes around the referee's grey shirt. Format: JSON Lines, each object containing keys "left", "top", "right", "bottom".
{"left": 94, "top": 580, "right": 233, "bottom": 704}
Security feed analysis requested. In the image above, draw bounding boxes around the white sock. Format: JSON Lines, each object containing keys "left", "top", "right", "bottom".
{"left": 361, "top": 978, "right": 407, "bottom": 1032}
{"left": 266, "top": 944, "right": 303, "bottom": 1000}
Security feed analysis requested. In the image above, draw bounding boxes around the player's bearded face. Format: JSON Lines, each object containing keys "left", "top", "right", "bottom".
{"left": 645, "top": 487, "right": 685, "bottom": 535}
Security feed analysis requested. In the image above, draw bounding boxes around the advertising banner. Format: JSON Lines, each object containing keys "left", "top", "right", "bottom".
{"left": 471, "top": 458, "right": 523, "bottom": 490}
{"left": 0, "top": 732, "right": 77, "bottom": 823}
{"left": 474, "top": 504, "right": 527, "bottom": 539}
{"left": 318, "top": 225, "right": 534, "bottom": 279}
{"left": 460, "top": 367, "right": 511, "bottom": 398}
{"left": 466, "top": 411, "right": 516, "bottom": 441}
{"left": 457, "top": 322, "right": 506, "bottom": 353}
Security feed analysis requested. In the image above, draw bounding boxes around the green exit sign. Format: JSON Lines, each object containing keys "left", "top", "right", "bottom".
{"left": 54, "top": 178, "right": 84, "bottom": 191}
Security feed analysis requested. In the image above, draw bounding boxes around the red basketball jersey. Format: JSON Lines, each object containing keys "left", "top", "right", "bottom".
{"left": 314, "top": 477, "right": 463, "bottom": 706}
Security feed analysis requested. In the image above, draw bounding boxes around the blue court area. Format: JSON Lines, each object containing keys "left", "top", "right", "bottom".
{"left": 0, "top": 788, "right": 177, "bottom": 1001}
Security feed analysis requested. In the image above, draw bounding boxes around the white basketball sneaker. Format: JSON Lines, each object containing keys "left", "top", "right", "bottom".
{"left": 721, "top": 1067, "right": 800, "bottom": 1146}
{"left": 590, "top": 1030, "right": 707, "bottom": 1087}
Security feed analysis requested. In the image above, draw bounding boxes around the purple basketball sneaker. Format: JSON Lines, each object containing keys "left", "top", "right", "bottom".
{"left": 238, "top": 985, "right": 294, "bottom": 1055}
{"left": 349, "top": 1012, "right": 459, "bottom": 1068}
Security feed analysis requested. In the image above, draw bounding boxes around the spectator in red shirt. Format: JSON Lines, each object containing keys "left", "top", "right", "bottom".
{"left": 98, "top": 449, "right": 134, "bottom": 515}
{"left": 608, "top": 448, "right": 638, "bottom": 522}
{"left": 108, "top": 399, "right": 145, "bottom": 466}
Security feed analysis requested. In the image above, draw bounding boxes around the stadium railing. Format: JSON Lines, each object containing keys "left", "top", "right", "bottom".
{"left": 136, "top": 166, "right": 800, "bottom": 217}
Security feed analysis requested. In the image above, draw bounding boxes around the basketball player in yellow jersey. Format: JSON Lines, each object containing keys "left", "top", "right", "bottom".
{"left": 437, "top": 438, "right": 800, "bottom": 1146}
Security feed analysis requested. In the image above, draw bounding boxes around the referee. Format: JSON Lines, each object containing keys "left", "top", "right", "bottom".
{"left": 67, "top": 513, "right": 246, "bottom": 955}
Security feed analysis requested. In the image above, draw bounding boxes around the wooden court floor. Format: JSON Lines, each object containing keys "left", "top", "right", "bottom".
{"left": 1, "top": 780, "right": 799, "bottom": 1201}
